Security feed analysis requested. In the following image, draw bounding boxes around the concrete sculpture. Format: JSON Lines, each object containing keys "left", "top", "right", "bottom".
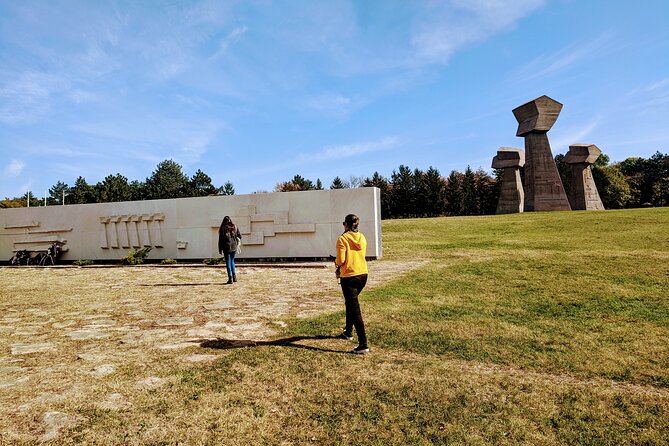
{"left": 512, "top": 95, "right": 571, "bottom": 212}
{"left": 0, "top": 188, "right": 382, "bottom": 262}
{"left": 492, "top": 148, "right": 525, "bottom": 214}
{"left": 565, "top": 144, "right": 605, "bottom": 210}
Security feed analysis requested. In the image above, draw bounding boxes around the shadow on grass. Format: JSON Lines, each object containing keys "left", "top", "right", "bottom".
{"left": 200, "top": 335, "right": 351, "bottom": 354}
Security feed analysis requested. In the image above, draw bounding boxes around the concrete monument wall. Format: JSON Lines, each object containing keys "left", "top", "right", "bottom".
{"left": 0, "top": 188, "right": 382, "bottom": 262}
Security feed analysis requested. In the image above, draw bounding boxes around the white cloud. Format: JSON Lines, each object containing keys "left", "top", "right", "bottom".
{"left": 301, "top": 137, "right": 400, "bottom": 162}
{"left": 510, "top": 33, "right": 613, "bottom": 83}
{"left": 128, "top": 1, "right": 236, "bottom": 81}
{"left": 305, "top": 93, "right": 357, "bottom": 115}
{"left": 19, "top": 142, "right": 103, "bottom": 159}
{"left": 0, "top": 70, "right": 70, "bottom": 124}
{"left": 621, "top": 93, "right": 669, "bottom": 115}
{"left": 69, "top": 90, "right": 99, "bottom": 104}
{"left": 210, "top": 26, "right": 249, "bottom": 61}
{"left": 178, "top": 132, "right": 219, "bottom": 164}
{"left": 69, "top": 116, "right": 227, "bottom": 167}
{"left": 628, "top": 77, "right": 669, "bottom": 96}
{"left": 4, "top": 159, "right": 26, "bottom": 177}
{"left": 644, "top": 77, "right": 669, "bottom": 92}
{"left": 239, "top": 137, "right": 401, "bottom": 180}
{"left": 411, "top": 0, "right": 546, "bottom": 64}
{"left": 174, "top": 94, "right": 211, "bottom": 107}
{"left": 16, "top": 181, "right": 34, "bottom": 197}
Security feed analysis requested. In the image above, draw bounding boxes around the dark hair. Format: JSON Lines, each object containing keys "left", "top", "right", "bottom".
{"left": 344, "top": 214, "right": 359, "bottom": 231}
{"left": 220, "top": 216, "right": 235, "bottom": 234}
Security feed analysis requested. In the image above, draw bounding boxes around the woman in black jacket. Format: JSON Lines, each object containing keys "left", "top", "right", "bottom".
{"left": 218, "top": 216, "right": 241, "bottom": 284}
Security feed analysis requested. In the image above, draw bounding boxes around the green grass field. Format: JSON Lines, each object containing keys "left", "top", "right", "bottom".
{"left": 284, "top": 208, "right": 669, "bottom": 445}
{"left": 4, "top": 208, "right": 668, "bottom": 445}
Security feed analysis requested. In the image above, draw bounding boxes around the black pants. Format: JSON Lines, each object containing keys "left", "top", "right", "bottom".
{"left": 340, "top": 274, "right": 368, "bottom": 346}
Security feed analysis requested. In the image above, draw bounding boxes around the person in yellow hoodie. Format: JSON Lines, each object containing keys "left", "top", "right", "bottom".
{"left": 335, "top": 214, "right": 369, "bottom": 354}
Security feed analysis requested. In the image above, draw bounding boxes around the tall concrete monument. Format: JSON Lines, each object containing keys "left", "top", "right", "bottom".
{"left": 512, "top": 95, "right": 571, "bottom": 212}
{"left": 0, "top": 188, "right": 382, "bottom": 262}
{"left": 491, "top": 147, "right": 525, "bottom": 214}
{"left": 565, "top": 144, "right": 605, "bottom": 210}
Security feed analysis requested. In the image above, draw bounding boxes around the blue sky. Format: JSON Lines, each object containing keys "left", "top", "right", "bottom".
{"left": 1, "top": 0, "right": 668, "bottom": 198}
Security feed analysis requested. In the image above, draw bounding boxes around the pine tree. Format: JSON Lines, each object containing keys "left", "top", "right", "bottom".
{"left": 144, "top": 159, "right": 190, "bottom": 200}
{"left": 70, "top": 177, "right": 96, "bottom": 204}
{"left": 444, "top": 171, "right": 464, "bottom": 216}
{"left": 412, "top": 168, "right": 426, "bottom": 217}
{"left": 190, "top": 169, "right": 218, "bottom": 196}
{"left": 363, "top": 172, "right": 391, "bottom": 218}
{"left": 220, "top": 181, "right": 235, "bottom": 195}
{"left": 48, "top": 181, "right": 70, "bottom": 205}
{"left": 474, "top": 168, "right": 497, "bottom": 215}
{"left": 461, "top": 167, "right": 479, "bottom": 215}
{"left": 421, "top": 167, "right": 447, "bottom": 217}
{"left": 129, "top": 180, "right": 145, "bottom": 201}
{"left": 330, "top": 176, "right": 347, "bottom": 189}
{"left": 390, "top": 165, "right": 415, "bottom": 217}
{"left": 95, "top": 174, "right": 134, "bottom": 203}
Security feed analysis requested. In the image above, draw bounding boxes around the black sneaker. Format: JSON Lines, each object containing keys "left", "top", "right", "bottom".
{"left": 338, "top": 332, "right": 353, "bottom": 341}
{"left": 352, "top": 345, "right": 369, "bottom": 354}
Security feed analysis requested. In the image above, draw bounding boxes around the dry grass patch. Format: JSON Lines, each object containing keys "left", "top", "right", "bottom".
{"left": 0, "top": 261, "right": 419, "bottom": 442}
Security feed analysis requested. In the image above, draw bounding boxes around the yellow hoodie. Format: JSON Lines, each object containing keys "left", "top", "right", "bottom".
{"left": 336, "top": 230, "right": 368, "bottom": 278}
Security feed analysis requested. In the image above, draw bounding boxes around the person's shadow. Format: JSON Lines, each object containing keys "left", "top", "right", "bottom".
{"left": 200, "top": 335, "right": 349, "bottom": 354}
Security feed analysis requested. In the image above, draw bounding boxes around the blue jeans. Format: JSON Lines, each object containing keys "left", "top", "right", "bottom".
{"left": 224, "top": 251, "right": 236, "bottom": 279}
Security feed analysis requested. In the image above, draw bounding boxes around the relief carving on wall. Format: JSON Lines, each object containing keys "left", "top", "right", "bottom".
{"left": 210, "top": 206, "right": 315, "bottom": 245}
{"left": 4, "top": 221, "right": 71, "bottom": 253}
{"left": 100, "top": 213, "right": 164, "bottom": 249}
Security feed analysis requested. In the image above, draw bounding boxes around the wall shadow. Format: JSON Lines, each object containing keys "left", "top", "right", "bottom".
{"left": 200, "top": 335, "right": 349, "bottom": 354}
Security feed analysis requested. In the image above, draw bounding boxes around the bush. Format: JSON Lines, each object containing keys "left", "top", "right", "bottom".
{"left": 161, "top": 258, "right": 177, "bottom": 265}
{"left": 73, "top": 259, "right": 94, "bottom": 266}
{"left": 203, "top": 257, "right": 225, "bottom": 265}
{"left": 122, "top": 247, "right": 152, "bottom": 265}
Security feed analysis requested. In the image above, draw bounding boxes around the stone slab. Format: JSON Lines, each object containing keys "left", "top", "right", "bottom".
{"left": 64, "top": 330, "right": 109, "bottom": 340}
{"left": 156, "top": 316, "right": 194, "bottom": 326}
{"left": 11, "top": 343, "right": 56, "bottom": 355}
{"left": 136, "top": 376, "right": 167, "bottom": 389}
{"left": 87, "top": 364, "right": 116, "bottom": 378}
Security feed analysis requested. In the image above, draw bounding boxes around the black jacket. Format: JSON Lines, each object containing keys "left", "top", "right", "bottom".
{"left": 218, "top": 226, "right": 241, "bottom": 254}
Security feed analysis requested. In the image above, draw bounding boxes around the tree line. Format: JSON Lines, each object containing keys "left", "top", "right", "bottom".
{"left": 275, "top": 151, "right": 668, "bottom": 218}
{"left": 1, "top": 152, "right": 667, "bottom": 217}
{"left": 0, "top": 160, "right": 234, "bottom": 208}
{"left": 556, "top": 151, "right": 669, "bottom": 209}
{"left": 275, "top": 166, "right": 497, "bottom": 219}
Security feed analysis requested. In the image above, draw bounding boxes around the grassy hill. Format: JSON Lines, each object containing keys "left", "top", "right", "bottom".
{"left": 284, "top": 208, "right": 668, "bottom": 444}
{"left": 36, "top": 208, "right": 669, "bottom": 444}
